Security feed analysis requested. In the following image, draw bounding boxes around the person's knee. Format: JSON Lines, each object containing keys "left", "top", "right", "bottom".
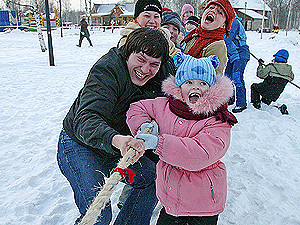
{"left": 231, "top": 71, "right": 243, "bottom": 87}
{"left": 251, "top": 83, "right": 258, "bottom": 90}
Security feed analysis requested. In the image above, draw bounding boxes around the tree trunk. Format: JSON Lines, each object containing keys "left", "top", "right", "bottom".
{"left": 33, "top": 0, "right": 47, "bottom": 52}
{"left": 285, "top": 0, "right": 293, "bottom": 36}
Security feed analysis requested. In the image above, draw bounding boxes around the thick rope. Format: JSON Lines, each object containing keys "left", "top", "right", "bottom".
{"left": 79, "top": 126, "right": 153, "bottom": 225}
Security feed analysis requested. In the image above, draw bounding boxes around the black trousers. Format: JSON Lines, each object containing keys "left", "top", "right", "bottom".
{"left": 78, "top": 33, "right": 93, "bottom": 46}
{"left": 250, "top": 76, "right": 288, "bottom": 105}
{"left": 157, "top": 207, "right": 219, "bottom": 225}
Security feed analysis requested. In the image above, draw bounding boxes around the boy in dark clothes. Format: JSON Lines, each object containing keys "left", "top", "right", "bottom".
{"left": 251, "top": 49, "right": 294, "bottom": 114}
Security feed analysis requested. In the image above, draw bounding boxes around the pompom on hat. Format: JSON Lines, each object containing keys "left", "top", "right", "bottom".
{"left": 134, "top": 0, "right": 162, "bottom": 19}
{"left": 273, "top": 49, "right": 289, "bottom": 63}
{"left": 173, "top": 52, "right": 219, "bottom": 86}
{"left": 204, "top": 0, "right": 235, "bottom": 32}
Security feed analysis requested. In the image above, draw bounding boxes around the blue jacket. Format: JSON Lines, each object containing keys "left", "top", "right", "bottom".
{"left": 225, "top": 18, "right": 250, "bottom": 63}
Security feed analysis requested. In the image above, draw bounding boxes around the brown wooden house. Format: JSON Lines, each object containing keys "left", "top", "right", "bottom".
{"left": 233, "top": 0, "right": 272, "bottom": 31}
{"left": 90, "top": 3, "right": 134, "bottom": 26}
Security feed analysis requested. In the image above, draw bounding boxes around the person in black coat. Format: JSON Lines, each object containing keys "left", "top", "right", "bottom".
{"left": 77, "top": 16, "right": 93, "bottom": 47}
{"left": 57, "top": 27, "right": 176, "bottom": 224}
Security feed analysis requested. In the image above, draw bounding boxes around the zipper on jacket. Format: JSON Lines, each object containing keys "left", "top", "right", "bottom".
{"left": 172, "top": 118, "right": 179, "bottom": 135}
{"left": 206, "top": 174, "right": 215, "bottom": 200}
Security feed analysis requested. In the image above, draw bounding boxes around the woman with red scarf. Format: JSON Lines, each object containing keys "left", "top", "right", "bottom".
{"left": 183, "top": 0, "right": 235, "bottom": 74}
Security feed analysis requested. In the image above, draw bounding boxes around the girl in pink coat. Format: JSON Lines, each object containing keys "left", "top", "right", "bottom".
{"left": 126, "top": 53, "right": 237, "bottom": 225}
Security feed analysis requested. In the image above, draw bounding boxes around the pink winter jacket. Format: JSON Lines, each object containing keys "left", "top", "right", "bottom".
{"left": 126, "top": 74, "right": 234, "bottom": 217}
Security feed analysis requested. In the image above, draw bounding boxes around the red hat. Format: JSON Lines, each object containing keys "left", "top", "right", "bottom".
{"left": 204, "top": 0, "right": 235, "bottom": 32}
{"left": 162, "top": 7, "right": 172, "bottom": 13}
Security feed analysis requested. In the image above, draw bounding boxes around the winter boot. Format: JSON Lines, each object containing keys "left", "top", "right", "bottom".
{"left": 252, "top": 102, "right": 261, "bottom": 109}
{"left": 278, "top": 104, "right": 289, "bottom": 115}
{"left": 232, "top": 105, "right": 247, "bottom": 113}
{"left": 228, "top": 96, "right": 235, "bottom": 105}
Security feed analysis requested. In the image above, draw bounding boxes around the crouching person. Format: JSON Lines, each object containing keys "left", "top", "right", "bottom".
{"left": 251, "top": 49, "right": 294, "bottom": 114}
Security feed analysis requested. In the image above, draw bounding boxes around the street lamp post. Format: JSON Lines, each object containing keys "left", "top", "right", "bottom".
{"left": 261, "top": 0, "right": 266, "bottom": 39}
{"left": 45, "top": 0, "right": 55, "bottom": 66}
{"left": 59, "top": 0, "right": 63, "bottom": 37}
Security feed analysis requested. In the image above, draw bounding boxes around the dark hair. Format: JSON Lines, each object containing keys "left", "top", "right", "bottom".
{"left": 121, "top": 27, "right": 169, "bottom": 64}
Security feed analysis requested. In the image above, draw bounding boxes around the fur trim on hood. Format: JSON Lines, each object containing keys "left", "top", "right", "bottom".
{"left": 162, "top": 74, "right": 234, "bottom": 115}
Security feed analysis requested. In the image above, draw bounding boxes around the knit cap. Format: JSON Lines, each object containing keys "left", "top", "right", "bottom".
{"left": 173, "top": 52, "right": 219, "bottom": 86}
{"left": 185, "top": 15, "right": 199, "bottom": 26}
{"left": 161, "top": 11, "right": 185, "bottom": 34}
{"left": 181, "top": 4, "right": 194, "bottom": 16}
{"left": 134, "top": 0, "right": 162, "bottom": 19}
{"left": 204, "top": 0, "right": 235, "bottom": 32}
{"left": 273, "top": 49, "right": 289, "bottom": 63}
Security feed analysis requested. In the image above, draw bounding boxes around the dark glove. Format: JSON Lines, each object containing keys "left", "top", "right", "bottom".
{"left": 137, "top": 121, "right": 159, "bottom": 136}
{"left": 135, "top": 133, "right": 158, "bottom": 150}
{"left": 258, "top": 58, "right": 264, "bottom": 65}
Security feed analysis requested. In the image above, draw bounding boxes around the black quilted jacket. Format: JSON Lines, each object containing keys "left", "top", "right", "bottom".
{"left": 63, "top": 47, "right": 176, "bottom": 158}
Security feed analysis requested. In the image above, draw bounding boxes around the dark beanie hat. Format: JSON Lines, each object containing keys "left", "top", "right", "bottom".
{"left": 134, "top": 0, "right": 162, "bottom": 19}
{"left": 161, "top": 11, "right": 185, "bottom": 33}
{"left": 185, "top": 15, "right": 199, "bottom": 27}
{"left": 273, "top": 49, "right": 289, "bottom": 63}
{"left": 204, "top": 0, "right": 235, "bottom": 32}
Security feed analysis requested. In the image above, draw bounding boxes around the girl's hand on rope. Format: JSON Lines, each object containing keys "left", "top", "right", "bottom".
{"left": 112, "top": 134, "right": 145, "bottom": 162}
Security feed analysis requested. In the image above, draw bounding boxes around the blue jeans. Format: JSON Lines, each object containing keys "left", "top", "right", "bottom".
{"left": 225, "top": 59, "right": 248, "bottom": 107}
{"left": 57, "top": 131, "right": 158, "bottom": 225}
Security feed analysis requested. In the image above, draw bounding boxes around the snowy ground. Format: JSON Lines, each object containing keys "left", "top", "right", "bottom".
{"left": 0, "top": 28, "right": 299, "bottom": 225}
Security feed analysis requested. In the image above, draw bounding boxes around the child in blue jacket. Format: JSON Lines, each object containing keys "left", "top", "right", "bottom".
{"left": 224, "top": 17, "right": 250, "bottom": 113}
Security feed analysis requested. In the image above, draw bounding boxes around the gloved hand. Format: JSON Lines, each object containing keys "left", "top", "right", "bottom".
{"left": 137, "top": 121, "right": 159, "bottom": 136}
{"left": 135, "top": 133, "right": 158, "bottom": 150}
{"left": 258, "top": 58, "right": 264, "bottom": 65}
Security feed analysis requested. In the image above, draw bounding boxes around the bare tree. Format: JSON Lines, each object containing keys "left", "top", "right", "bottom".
{"left": 267, "top": 0, "right": 299, "bottom": 29}
{"left": 4, "top": 0, "right": 47, "bottom": 52}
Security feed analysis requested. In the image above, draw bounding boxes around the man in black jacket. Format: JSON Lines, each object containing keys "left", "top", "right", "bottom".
{"left": 77, "top": 16, "right": 93, "bottom": 47}
{"left": 57, "top": 27, "right": 176, "bottom": 224}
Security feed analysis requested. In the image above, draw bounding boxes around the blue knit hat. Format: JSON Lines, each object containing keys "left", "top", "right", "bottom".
{"left": 173, "top": 53, "right": 219, "bottom": 86}
{"left": 273, "top": 49, "right": 289, "bottom": 63}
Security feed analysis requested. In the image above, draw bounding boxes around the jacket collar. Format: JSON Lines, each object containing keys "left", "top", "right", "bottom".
{"left": 162, "top": 74, "right": 234, "bottom": 115}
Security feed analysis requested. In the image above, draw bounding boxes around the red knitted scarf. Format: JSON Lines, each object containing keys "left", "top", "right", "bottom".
{"left": 183, "top": 26, "right": 226, "bottom": 58}
{"left": 168, "top": 96, "right": 238, "bottom": 126}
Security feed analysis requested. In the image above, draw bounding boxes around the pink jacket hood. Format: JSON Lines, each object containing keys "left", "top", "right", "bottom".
{"left": 162, "top": 74, "right": 233, "bottom": 115}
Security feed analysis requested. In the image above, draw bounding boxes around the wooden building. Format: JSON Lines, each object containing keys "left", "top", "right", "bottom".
{"left": 233, "top": 0, "right": 272, "bottom": 31}
{"left": 90, "top": 3, "right": 134, "bottom": 26}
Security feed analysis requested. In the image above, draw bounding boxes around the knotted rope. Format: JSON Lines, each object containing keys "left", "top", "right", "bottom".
{"left": 79, "top": 125, "right": 153, "bottom": 225}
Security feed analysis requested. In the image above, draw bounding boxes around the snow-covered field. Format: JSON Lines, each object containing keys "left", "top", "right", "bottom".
{"left": 0, "top": 28, "right": 299, "bottom": 225}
